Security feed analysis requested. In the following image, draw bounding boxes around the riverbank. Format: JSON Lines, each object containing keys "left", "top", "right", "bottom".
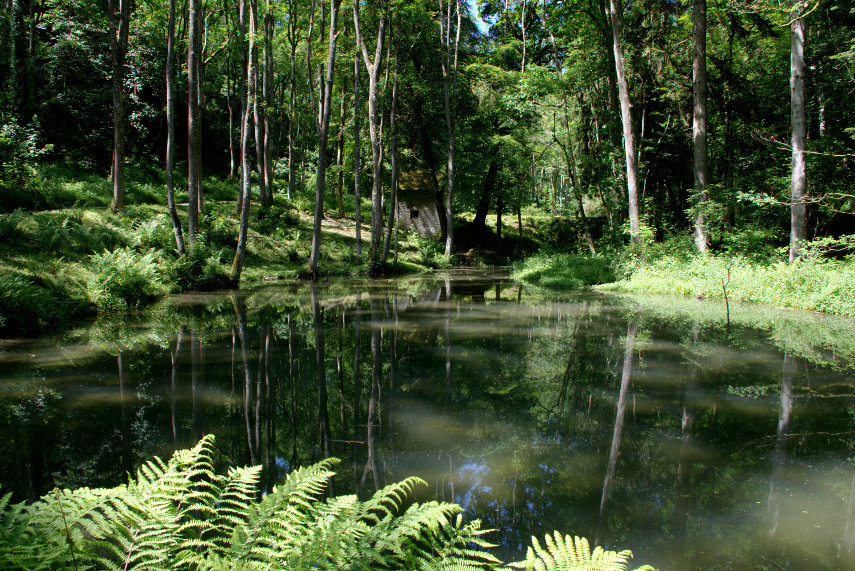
{"left": 512, "top": 247, "right": 855, "bottom": 317}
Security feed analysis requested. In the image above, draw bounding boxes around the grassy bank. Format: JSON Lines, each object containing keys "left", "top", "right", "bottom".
{"left": 512, "top": 239, "right": 855, "bottom": 317}
{"left": 0, "top": 169, "right": 451, "bottom": 336}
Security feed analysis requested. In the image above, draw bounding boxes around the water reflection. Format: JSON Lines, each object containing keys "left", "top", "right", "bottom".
{"left": 2, "top": 269, "right": 855, "bottom": 569}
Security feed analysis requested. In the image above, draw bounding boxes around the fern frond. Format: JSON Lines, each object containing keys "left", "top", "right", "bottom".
{"left": 507, "top": 533, "right": 635, "bottom": 571}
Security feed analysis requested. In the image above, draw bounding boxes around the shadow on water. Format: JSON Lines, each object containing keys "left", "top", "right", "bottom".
{"left": 3, "top": 268, "right": 855, "bottom": 569}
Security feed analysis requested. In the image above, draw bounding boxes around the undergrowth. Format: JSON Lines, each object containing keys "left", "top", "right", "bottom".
{"left": 512, "top": 253, "right": 614, "bottom": 289}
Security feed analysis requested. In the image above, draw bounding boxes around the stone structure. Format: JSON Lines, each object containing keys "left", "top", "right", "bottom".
{"left": 396, "top": 170, "right": 441, "bottom": 238}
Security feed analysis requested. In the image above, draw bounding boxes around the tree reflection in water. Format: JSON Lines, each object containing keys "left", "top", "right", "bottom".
{"left": 1, "top": 269, "right": 855, "bottom": 569}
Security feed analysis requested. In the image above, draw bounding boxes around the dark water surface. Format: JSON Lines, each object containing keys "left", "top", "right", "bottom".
{"left": 3, "top": 268, "right": 855, "bottom": 569}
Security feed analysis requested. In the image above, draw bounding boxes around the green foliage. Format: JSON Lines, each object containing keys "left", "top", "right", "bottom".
{"left": 506, "top": 532, "right": 652, "bottom": 571}
{"left": 88, "top": 247, "right": 166, "bottom": 312}
{"left": 604, "top": 253, "right": 855, "bottom": 317}
{"left": 0, "top": 273, "right": 66, "bottom": 334}
{"left": 168, "top": 240, "right": 232, "bottom": 292}
{"left": 0, "top": 435, "right": 504, "bottom": 570}
{"left": 410, "top": 233, "right": 451, "bottom": 269}
{"left": 512, "top": 254, "right": 614, "bottom": 289}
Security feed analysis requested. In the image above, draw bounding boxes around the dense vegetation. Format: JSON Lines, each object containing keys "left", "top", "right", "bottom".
{"left": 1, "top": 1, "right": 854, "bottom": 315}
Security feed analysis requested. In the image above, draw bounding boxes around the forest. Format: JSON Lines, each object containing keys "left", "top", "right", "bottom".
{"left": 1, "top": 0, "right": 854, "bottom": 326}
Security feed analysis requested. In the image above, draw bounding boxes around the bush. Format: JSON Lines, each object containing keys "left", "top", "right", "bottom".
{"left": 0, "top": 273, "right": 65, "bottom": 333}
{"left": 168, "top": 240, "right": 232, "bottom": 292}
{"left": 88, "top": 247, "right": 166, "bottom": 311}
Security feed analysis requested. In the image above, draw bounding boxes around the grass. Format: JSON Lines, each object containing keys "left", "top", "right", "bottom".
{"left": 601, "top": 253, "right": 855, "bottom": 317}
{"left": 511, "top": 253, "right": 615, "bottom": 289}
{"left": 0, "top": 168, "right": 445, "bottom": 336}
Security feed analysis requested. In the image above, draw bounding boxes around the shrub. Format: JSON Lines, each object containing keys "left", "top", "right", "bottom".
{"left": 0, "top": 273, "right": 64, "bottom": 333}
{"left": 169, "top": 240, "right": 232, "bottom": 292}
{"left": 88, "top": 247, "right": 166, "bottom": 311}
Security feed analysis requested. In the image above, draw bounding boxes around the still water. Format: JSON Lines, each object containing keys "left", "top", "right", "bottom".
{"left": 2, "top": 268, "right": 855, "bottom": 569}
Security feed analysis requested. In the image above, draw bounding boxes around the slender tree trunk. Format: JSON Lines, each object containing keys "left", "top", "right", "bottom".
{"left": 692, "top": 0, "right": 710, "bottom": 252}
{"left": 188, "top": 0, "right": 201, "bottom": 241}
{"left": 789, "top": 2, "right": 807, "bottom": 263}
{"left": 353, "top": 1, "right": 386, "bottom": 266}
{"left": 381, "top": 16, "right": 401, "bottom": 267}
{"left": 263, "top": 5, "right": 274, "bottom": 206}
{"left": 607, "top": 0, "right": 640, "bottom": 243}
{"left": 253, "top": 1, "right": 267, "bottom": 207}
{"left": 308, "top": 0, "right": 342, "bottom": 277}
{"left": 107, "top": 0, "right": 130, "bottom": 213}
{"left": 236, "top": 0, "right": 248, "bottom": 213}
{"left": 335, "top": 86, "right": 345, "bottom": 217}
{"left": 231, "top": 0, "right": 257, "bottom": 284}
{"left": 440, "top": 0, "right": 461, "bottom": 257}
{"left": 353, "top": 51, "right": 362, "bottom": 261}
{"left": 287, "top": 0, "right": 297, "bottom": 201}
{"left": 166, "top": 0, "right": 185, "bottom": 255}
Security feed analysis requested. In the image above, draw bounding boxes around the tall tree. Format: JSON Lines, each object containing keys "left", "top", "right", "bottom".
{"left": 353, "top": 0, "right": 386, "bottom": 265}
{"left": 381, "top": 15, "right": 401, "bottom": 267}
{"left": 789, "top": 0, "right": 807, "bottom": 263}
{"left": 308, "top": 0, "right": 343, "bottom": 277}
{"left": 607, "top": 0, "right": 640, "bottom": 243}
{"left": 187, "top": 0, "right": 202, "bottom": 242}
{"left": 107, "top": 0, "right": 130, "bottom": 212}
{"left": 353, "top": 51, "right": 363, "bottom": 261}
{"left": 439, "top": 0, "right": 461, "bottom": 257}
{"left": 692, "top": 0, "right": 710, "bottom": 252}
{"left": 262, "top": 0, "right": 275, "bottom": 207}
{"left": 232, "top": 0, "right": 258, "bottom": 284}
{"left": 166, "top": 0, "right": 185, "bottom": 255}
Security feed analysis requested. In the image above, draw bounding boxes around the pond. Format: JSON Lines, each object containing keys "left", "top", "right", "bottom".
{"left": 2, "top": 268, "right": 855, "bottom": 569}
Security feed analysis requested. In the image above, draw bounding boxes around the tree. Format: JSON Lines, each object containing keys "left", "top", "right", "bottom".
{"left": 187, "top": 0, "right": 202, "bottom": 242}
{"left": 353, "top": 0, "right": 386, "bottom": 266}
{"left": 440, "top": 0, "right": 461, "bottom": 257}
{"left": 692, "top": 0, "right": 709, "bottom": 253}
{"left": 166, "top": 0, "right": 185, "bottom": 255}
{"left": 232, "top": 0, "right": 258, "bottom": 284}
{"left": 107, "top": 0, "right": 130, "bottom": 212}
{"left": 789, "top": 0, "right": 807, "bottom": 263}
{"left": 607, "top": 0, "right": 640, "bottom": 243}
{"left": 308, "top": 0, "right": 343, "bottom": 277}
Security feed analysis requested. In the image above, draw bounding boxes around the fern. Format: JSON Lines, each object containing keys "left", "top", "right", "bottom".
{"left": 506, "top": 532, "right": 654, "bottom": 571}
{"left": 0, "top": 436, "right": 652, "bottom": 570}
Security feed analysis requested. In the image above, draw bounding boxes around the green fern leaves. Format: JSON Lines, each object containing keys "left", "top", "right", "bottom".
{"left": 506, "top": 532, "right": 655, "bottom": 571}
{"left": 0, "top": 436, "right": 652, "bottom": 570}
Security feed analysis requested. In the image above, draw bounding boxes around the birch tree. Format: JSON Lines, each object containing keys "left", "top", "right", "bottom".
{"left": 789, "top": 0, "right": 807, "bottom": 262}
{"left": 693, "top": 0, "right": 710, "bottom": 252}
{"left": 607, "top": 0, "right": 640, "bottom": 243}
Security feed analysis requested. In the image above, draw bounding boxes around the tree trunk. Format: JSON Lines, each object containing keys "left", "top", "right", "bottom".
{"left": 607, "top": 0, "right": 640, "bottom": 243}
{"left": 353, "top": 1, "right": 386, "bottom": 266}
{"left": 353, "top": 51, "right": 362, "bottom": 261}
{"left": 335, "top": 85, "right": 345, "bottom": 217}
{"left": 440, "top": 0, "right": 461, "bottom": 257}
{"left": 253, "top": 2, "right": 268, "bottom": 208}
{"left": 263, "top": 6, "right": 275, "bottom": 206}
{"left": 231, "top": 0, "right": 257, "bottom": 285}
{"left": 187, "top": 0, "right": 201, "bottom": 241}
{"left": 107, "top": 0, "right": 130, "bottom": 213}
{"left": 236, "top": 0, "right": 248, "bottom": 213}
{"left": 473, "top": 158, "right": 498, "bottom": 228}
{"left": 789, "top": 3, "right": 807, "bottom": 263}
{"left": 166, "top": 0, "right": 185, "bottom": 255}
{"left": 287, "top": 0, "right": 298, "bottom": 201}
{"left": 308, "top": 0, "right": 342, "bottom": 277}
{"left": 381, "top": 16, "right": 401, "bottom": 267}
{"left": 692, "top": 0, "right": 710, "bottom": 252}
